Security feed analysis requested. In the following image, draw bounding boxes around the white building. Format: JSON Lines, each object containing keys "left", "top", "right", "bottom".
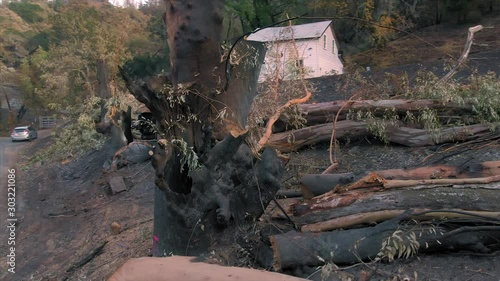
{"left": 246, "top": 20, "right": 344, "bottom": 82}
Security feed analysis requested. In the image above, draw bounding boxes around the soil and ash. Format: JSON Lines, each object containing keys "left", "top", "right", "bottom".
{"left": 11, "top": 130, "right": 500, "bottom": 280}
{"left": 13, "top": 140, "right": 155, "bottom": 281}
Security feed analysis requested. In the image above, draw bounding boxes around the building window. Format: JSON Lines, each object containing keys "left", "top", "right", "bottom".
{"left": 332, "top": 40, "right": 335, "bottom": 54}
{"left": 295, "top": 59, "right": 304, "bottom": 68}
{"left": 323, "top": 35, "right": 326, "bottom": 49}
{"left": 293, "top": 59, "right": 304, "bottom": 75}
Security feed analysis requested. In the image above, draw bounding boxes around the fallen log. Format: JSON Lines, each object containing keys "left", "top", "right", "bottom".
{"left": 384, "top": 174, "right": 500, "bottom": 188}
{"left": 375, "top": 160, "right": 500, "bottom": 180}
{"left": 387, "top": 123, "right": 496, "bottom": 147}
{"left": 270, "top": 219, "right": 500, "bottom": 271}
{"left": 268, "top": 120, "right": 368, "bottom": 152}
{"left": 270, "top": 224, "right": 396, "bottom": 271}
{"left": 298, "top": 99, "right": 473, "bottom": 125}
{"left": 342, "top": 160, "right": 500, "bottom": 190}
{"left": 292, "top": 185, "right": 500, "bottom": 224}
{"left": 267, "top": 120, "right": 499, "bottom": 151}
{"left": 108, "top": 256, "right": 308, "bottom": 281}
{"left": 301, "top": 209, "right": 500, "bottom": 232}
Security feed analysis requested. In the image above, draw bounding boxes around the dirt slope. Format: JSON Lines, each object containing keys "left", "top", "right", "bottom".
{"left": 348, "top": 12, "right": 500, "bottom": 70}
{"left": 7, "top": 140, "right": 155, "bottom": 281}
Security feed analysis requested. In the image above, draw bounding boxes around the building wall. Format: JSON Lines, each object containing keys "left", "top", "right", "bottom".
{"left": 257, "top": 27, "right": 343, "bottom": 82}
{"left": 316, "top": 28, "right": 344, "bottom": 76}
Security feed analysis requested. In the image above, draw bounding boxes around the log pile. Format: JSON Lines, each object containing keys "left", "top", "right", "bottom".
{"left": 264, "top": 160, "right": 500, "bottom": 271}
{"left": 262, "top": 26, "right": 500, "bottom": 273}
{"left": 261, "top": 86, "right": 500, "bottom": 272}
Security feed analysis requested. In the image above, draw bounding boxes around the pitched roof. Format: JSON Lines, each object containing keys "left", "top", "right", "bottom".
{"left": 246, "top": 20, "right": 332, "bottom": 42}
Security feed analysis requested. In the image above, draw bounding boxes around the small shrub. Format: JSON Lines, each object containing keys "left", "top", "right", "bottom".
{"left": 8, "top": 2, "right": 45, "bottom": 23}
{"left": 27, "top": 96, "right": 107, "bottom": 166}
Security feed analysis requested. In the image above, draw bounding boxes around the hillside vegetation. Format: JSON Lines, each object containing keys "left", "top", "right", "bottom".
{"left": 1, "top": 0, "right": 499, "bottom": 155}
{"left": 0, "top": 0, "right": 165, "bottom": 140}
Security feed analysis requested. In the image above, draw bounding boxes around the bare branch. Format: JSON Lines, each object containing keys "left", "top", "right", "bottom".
{"left": 438, "top": 25, "right": 483, "bottom": 85}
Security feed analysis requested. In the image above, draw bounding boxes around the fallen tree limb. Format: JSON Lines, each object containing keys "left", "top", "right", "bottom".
{"left": 301, "top": 209, "right": 500, "bottom": 232}
{"left": 438, "top": 25, "right": 483, "bottom": 84}
{"left": 384, "top": 174, "right": 500, "bottom": 188}
{"left": 268, "top": 121, "right": 368, "bottom": 152}
{"left": 292, "top": 185, "right": 500, "bottom": 223}
{"left": 267, "top": 121, "right": 499, "bottom": 151}
{"left": 343, "top": 172, "right": 500, "bottom": 191}
{"left": 341, "top": 160, "right": 500, "bottom": 191}
{"left": 270, "top": 211, "right": 500, "bottom": 270}
{"left": 387, "top": 123, "right": 496, "bottom": 147}
{"left": 298, "top": 99, "right": 473, "bottom": 125}
{"left": 375, "top": 160, "right": 500, "bottom": 180}
{"left": 270, "top": 214, "right": 402, "bottom": 271}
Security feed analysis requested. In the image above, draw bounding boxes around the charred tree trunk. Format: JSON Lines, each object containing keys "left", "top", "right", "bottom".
{"left": 122, "top": 0, "right": 279, "bottom": 256}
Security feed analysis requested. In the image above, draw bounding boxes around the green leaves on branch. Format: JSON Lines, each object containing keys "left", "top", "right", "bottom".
{"left": 171, "top": 139, "right": 202, "bottom": 173}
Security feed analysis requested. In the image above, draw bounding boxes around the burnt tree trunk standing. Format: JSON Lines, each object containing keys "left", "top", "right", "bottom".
{"left": 122, "top": 0, "right": 281, "bottom": 256}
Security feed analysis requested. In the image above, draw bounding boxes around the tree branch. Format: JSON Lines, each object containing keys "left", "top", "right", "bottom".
{"left": 438, "top": 25, "right": 483, "bottom": 85}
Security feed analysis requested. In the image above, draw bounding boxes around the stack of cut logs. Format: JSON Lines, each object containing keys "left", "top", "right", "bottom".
{"left": 264, "top": 99, "right": 500, "bottom": 271}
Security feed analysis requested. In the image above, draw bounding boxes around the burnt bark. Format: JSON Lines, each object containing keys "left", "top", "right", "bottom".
{"left": 270, "top": 216, "right": 500, "bottom": 270}
{"left": 122, "top": 0, "right": 277, "bottom": 257}
{"left": 152, "top": 137, "right": 283, "bottom": 255}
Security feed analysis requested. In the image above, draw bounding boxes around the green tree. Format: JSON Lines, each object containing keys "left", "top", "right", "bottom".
{"left": 227, "top": 0, "right": 306, "bottom": 32}
{"left": 8, "top": 1, "right": 44, "bottom": 23}
{"left": 18, "top": 1, "right": 155, "bottom": 112}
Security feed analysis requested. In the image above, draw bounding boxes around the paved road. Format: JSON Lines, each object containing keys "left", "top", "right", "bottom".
{"left": 0, "top": 130, "right": 50, "bottom": 277}
{"left": 0, "top": 136, "right": 26, "bottom": 276}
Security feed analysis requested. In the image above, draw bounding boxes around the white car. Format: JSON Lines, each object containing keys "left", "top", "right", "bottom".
{"left": 11, "top": 126, "right": 38, "bottom": 142}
